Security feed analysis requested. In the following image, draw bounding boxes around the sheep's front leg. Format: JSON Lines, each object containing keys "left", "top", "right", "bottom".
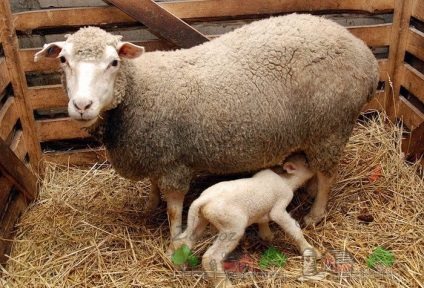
{"left": 163, "top": 190, "right": 185, "bottom": 255}
{"left": 144, "top": 181, "right": 161, "bottom": 213}
{"left": 303, "top": 171, "right": 336, "bottom": 226}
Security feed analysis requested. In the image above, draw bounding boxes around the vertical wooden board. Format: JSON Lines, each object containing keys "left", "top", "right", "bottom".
{"left": 0, "top": 57, "right": 11, "bottom": 93}
{"left": 0, "top": 176, "right": 14, "bottom": 218}
{"left": 0, "top": 0, "right": 42, "bottom": 174}
{"left": 0, "top": 192, "right": 29, "bottom": 265}
{"left": 0, "top": 97, "right": 19, "bottom": 141}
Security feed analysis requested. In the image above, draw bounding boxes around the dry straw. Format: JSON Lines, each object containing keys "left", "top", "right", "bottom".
{"left": 1, "top": 112, "right": 423, "bottom": 287}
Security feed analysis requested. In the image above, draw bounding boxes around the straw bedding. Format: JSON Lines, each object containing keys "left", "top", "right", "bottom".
{"left": 1, "top": 113, "right": 423, "bottom": 287}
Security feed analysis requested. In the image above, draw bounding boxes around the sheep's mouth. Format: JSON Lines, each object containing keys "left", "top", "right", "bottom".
{"left": 73, "top": 117, "right": 98, "bottom": 127}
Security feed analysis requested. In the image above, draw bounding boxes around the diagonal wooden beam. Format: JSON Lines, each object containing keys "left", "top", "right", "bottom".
{"left": 0, "top": 137, "right": 37, "bottom": 201}
{"left": 106, "top": 0, "right": 209, "bottom": 49}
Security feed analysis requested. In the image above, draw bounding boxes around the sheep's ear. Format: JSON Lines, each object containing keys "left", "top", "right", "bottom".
{"left": 34, "top": 42, "right": 65, "bottom": 62}
{"left": 283, "top": 162, "right": 297, "bottom": 174}
{"left": 117, "top": 42, "right": 145, "bottom": 59}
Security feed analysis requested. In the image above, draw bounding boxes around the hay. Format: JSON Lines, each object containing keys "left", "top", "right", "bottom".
{"left": 1, "top": 112, "right": 423, "bottom": 287}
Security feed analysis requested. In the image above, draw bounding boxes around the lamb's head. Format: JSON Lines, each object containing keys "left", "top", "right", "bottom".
{"left": 34, "top": 27, "right": 144, "bottom": 127}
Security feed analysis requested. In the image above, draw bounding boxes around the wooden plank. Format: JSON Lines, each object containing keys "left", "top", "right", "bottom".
{"left": 378, "top": 59, "right": 388, "bottom": 81}
{"left": 35, "top": 118, "right": 91, "bottom": 142}
{"left": 362, "top": 90, "right": 386, "bottom": 112}
{"left": 44, "top": 147, "right": 107, "bottom": 166}
{"left": 0, "top": 192, "right": 29, "bottom": 265}
{"left": 28, "top": 85, "right": 67, "bottom": 110}
{"left": 0, "top": 137, "right": 37, "bottom": 201}
{"left": 412, "top": 0, "right": 424, "bottom": 22}
{"left": 401, "top": 64, "right": 424, "bottom": 103}
{"left": 396, "top": 96, "right": 424, "bottom": 131}
{"left": 0, "top": 176, "right": 13, "bottom": 221}
{"left": 0, "top": 57, "right": 11, "bottom": 93}
{"left": 384, "top": 0, "right": 414, "bottom": 120}
{"left": 406, "top": 27, "right": 424, "bottom": 62}
{"left": 0, "top": 0, "right": 43, "bottom": 173}
{"left": 13, "top": 0, "right": 395, "bottom": 32}
{"left": 107, "top": 0, "right": 209, "bottom": 49}
{"left": 402, "top": 121, "right": 424, "bottom": 156}
{"left": 0, "top": 97, "right": 19, "bottom": 141}
{"left": 10, "top": 130, "right": 27, "bottom": 161}
{"left": 348, "top": 24, "right": 392, "bottom": 47}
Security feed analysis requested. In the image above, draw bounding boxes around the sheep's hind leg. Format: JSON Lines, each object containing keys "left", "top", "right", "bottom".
{"left": 303, "top": 171, "right": 336, "bottom": 226}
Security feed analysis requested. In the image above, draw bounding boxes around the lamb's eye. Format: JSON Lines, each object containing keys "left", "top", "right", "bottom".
{"left": 111, "top": 60, "right": 119, "bottom": 67}
{"left": 59, "top": 56, "right": 67, "bottom": 63}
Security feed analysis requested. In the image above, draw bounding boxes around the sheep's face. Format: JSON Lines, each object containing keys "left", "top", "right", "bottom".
{"left": 34, "top": 27, "right": 144, "bottom": 127}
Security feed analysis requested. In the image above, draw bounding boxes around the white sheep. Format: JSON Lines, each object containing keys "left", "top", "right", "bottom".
{"left": 174, "top": 154, "right": 318, "bottom": 287}
{"left": 34, "top": 14, "right": 379, "bottom": 253}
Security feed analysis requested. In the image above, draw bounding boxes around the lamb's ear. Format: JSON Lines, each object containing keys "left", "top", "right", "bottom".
{"left": 34, "top": 42, "right": 65, "bottom": 62}
{"left": 283, "top": 162, "right": 297, "bottom": 174}
{"left": 117, "top": 42, "right": 145, "bottom": 59}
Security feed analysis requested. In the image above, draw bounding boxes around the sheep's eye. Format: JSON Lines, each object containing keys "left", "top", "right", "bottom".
{"left": 59, "top": 56, "right": 67, "bottom": 63}
{"left": 111, "top": 60, "right": 119, "bottom": 67}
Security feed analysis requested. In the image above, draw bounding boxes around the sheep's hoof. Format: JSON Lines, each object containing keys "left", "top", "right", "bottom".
{"left": 303, "top": 213, "right": 324, "bottom": 227}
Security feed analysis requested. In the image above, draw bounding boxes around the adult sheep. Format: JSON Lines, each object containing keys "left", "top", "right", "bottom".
{"left": 35, "top": 14, "right": 379, "bottom": 252}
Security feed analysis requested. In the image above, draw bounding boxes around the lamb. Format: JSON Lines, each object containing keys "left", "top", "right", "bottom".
{"left": 173, "top": 154, "right": 319, "bottom": 287}
{"left": 34, "top": 14, "right": 379, "bottom": 253}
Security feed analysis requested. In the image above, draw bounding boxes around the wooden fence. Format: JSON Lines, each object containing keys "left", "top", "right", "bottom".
{"left": 0, "top": 0, "right": 423, "bottom": 264}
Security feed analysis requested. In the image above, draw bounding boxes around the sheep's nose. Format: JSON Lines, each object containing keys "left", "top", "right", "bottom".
{"left": 73, "top": 100, "right": 93, "bottom": 114}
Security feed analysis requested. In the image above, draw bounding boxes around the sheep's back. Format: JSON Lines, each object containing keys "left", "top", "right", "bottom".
{"left": 106, "top": 14, "right": 379, "bottom": 178}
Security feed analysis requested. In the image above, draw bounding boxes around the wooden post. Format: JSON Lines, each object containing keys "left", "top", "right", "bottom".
{"left": 0, "top": 0, "right": 43, "bottom": 175}
{"left": 384, "top": 0, "right": 414, "bottom": 120}
{"left": 106, "top": 0, "right": 210, "bottom": 49}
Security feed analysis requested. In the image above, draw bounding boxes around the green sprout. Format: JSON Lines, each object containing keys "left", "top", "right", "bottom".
{"left": 172, "top": 244, "right": 199, "bottom": 268}
{"left": 259, "top": 247, "right": 287, "bottom": 269}
{"left": 366, "top": 246, "right": 395, "bottom": 268}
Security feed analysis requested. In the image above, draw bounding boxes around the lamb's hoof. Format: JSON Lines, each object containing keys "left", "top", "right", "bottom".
{"left": 303, "top": 213, "right": 324, "bottom": 227}
{"left": 258, "top": 231, "right": 274, "bottom": 242}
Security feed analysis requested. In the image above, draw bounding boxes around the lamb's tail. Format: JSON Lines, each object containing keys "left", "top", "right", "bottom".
{"left": 185, "top": 198, "right": 208, "bottom": 235}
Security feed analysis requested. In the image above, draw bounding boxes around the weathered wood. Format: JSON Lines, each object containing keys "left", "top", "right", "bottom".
{"left": 0, "top": 192, "right": 28, "bottom": 265}
{"left": 0, "top": 57, "right": 11, "bottom": 93}
{"left": 401, "top": 64, "right": 424, "bottom": 103}
{"left": 0, "top": 97, "right": 19, "bottom": 141}
{"left": 402, "top": 122, "right": 424, "bottom": 156}
{"left": 362, "top": 90, "right": 386, "bottom": 112}
{"left": 0, "top": 176, "right": 13, "bottom": 220}
{"left": 13, "top": 0, "right": 394, "bottom": 32}
{"left": 28, "top": 85, "right": 67, "bottom": 110}
{"left": 348, "top": 24, "right": 392, "bottom": 47}
{"left": 406, "top": 28, "right": 424, "bottom": 62}
{"left": 412, "top": 0, "right": 424, "bottom": 22}
{"left": 107, "top": 0, "right": 209, "bottom": 48}
{"left": 44, "top": 147, "right": 107, "bottom": 166}
{"left": 10, "top": 130, "right": 28, "bottom": 161}
{"left": 0, "top": 137, "right": 37, "bottom": 201}
{"left": 35, "top": 118, "right": 91, "bottom": 142}
{"left": 396, "top": 97, "right": 424, "bottom": 131}
{"left": 378, "top": 59, "right": 388, "bottom": 81}
{"left": 384, "top": 0, "right": 414, "bottom": 120}
{"left": 0, "top": 0, "right": 43, "bottom": 174}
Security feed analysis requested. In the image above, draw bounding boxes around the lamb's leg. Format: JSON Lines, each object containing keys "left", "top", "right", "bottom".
{"left": 144, "top": 181, "right": 161, "bottom": 213}
{"left": 303, "top": 171, "right": 336, "bottom": 226}
{"left": 202, "top": 229, "right": 244, "bottom": 288}
{"left": 258, "top": 222, "right": 274, "bottom": 241}
{"left": 270, "top": 208, "right": 320, "bottom": 258}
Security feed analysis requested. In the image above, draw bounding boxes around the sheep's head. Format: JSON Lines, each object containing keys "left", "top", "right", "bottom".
{"left": 34, "top": 27, "right": 144, "bottom": 127}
